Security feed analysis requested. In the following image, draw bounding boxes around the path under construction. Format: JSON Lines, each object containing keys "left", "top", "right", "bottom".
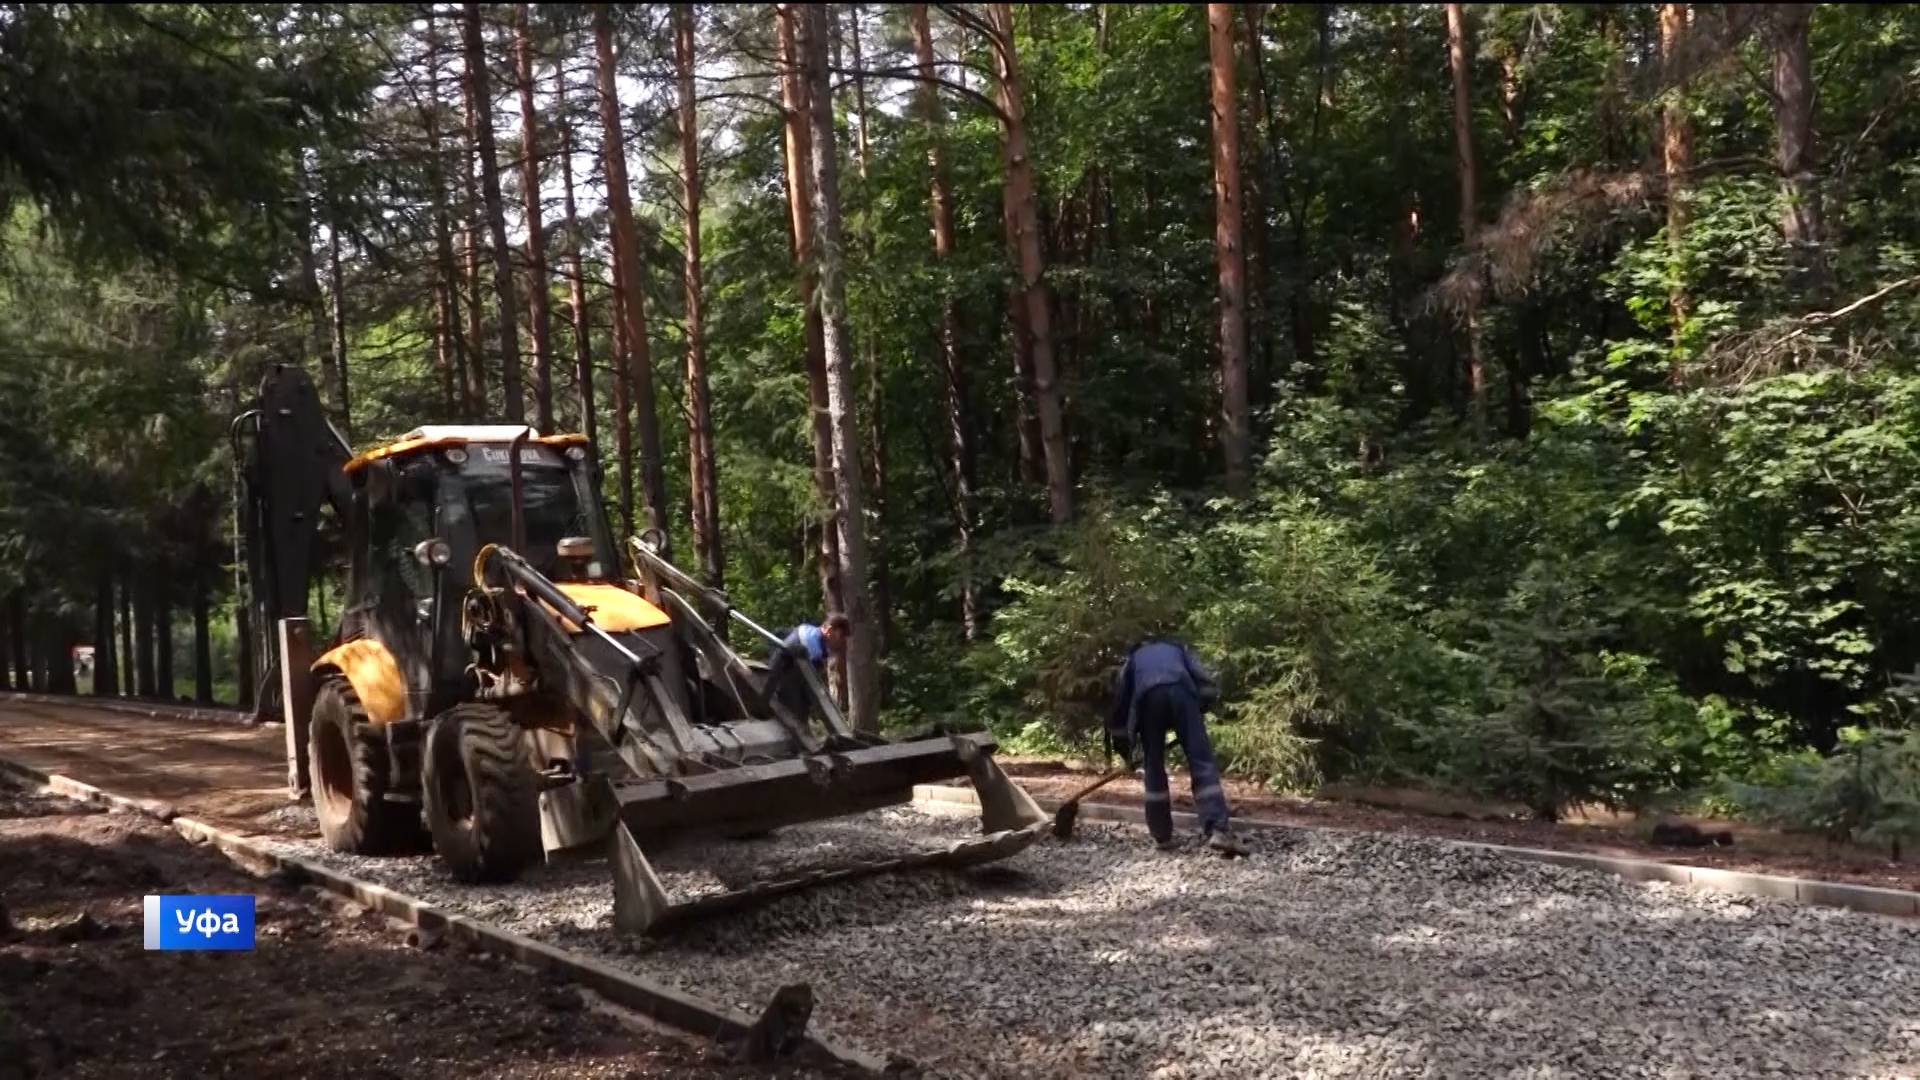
{"left": 4, "top": 693, "right": 1919, "bottom": 1078}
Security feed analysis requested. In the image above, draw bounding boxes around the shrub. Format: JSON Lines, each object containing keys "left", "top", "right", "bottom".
{"left": 1732, "top": 727, "right": 1920, "bottom": 854}
{"left": 982, "top": 494, "right": 1432, "bottom": 791}
{"left": 1399, "top": 563, "right": 1668, "bottom": 820}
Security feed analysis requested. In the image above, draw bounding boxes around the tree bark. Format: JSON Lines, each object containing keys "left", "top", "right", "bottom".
{"left": 459, "top": 31, "right": 489, "bottom": 416}
{"left": 675, "top": 4, "right": 723, "bottom": 589}
{"left": 798, "top": 4, "right": 880, "bottom": 734}
{"left": 1770, "top": 3, "right": 1825, "bottom": 300}
{"left": 426, "top": 12, "right": 462, "bottom": 417}
{"left": 294, "top": 153, "right": 333, "bottom": 405}
{"left": 234, "top": 565, "right": 253, "bottom": 710}
{"left": 156, "top": 586, "right": 175, "bottom": 700}
{"left": 192, "top": 566, "right": 213, "bottom": 704}
{"left": 1239, "top": 4, "right": 1276, "bottom": 407}
{"left": 986, "top": 2, "right": 1072, "bottom": 523}
{"left": 848, "top": 3, "right": 890, "bottom": 661}
{"left": 325, "top": 201, "right": 352, "bottom": 440}
{"left": 26, "top": 616, "right": 45, "bottom": 692}
{"left": 610, "top": 285, "right": 636, "bottom": 535}
{"left": 594, "top": 3, "right": 670, "bottom": 544}
{"left": 911, "top": 4, "right": 977, "bottom": 641}
{"left": 0, "top": 593, "right": 11, "bottom": 690}
{"left": 44, "top": 621, "right": 76, "bottom": 695}
{"left": 1444, "top": 1, "right": 1486, "bottom": 430}
{"left": 515, "top": 3, "right": 555, "bottom": 431}
{"left": 117, "top": 573, "right": 133, "bottom": 696}
{"left": 465, "top": 2, "right": 525, "bottom": 423}
{"left": 1208, "top": 4, "right": 1252, "bottom": 496}
{"left": 92, "top": 572, "right": 117, "bottom": 696}
{"left": 10, "top": 592, "right": 29, "bottom": 691}
{"left": 777, "top": 5, "right": 845, "bottom": 629}
{"left": 135, "top": 579, "right": 156, "bottom": 697}
{"left": 558, "top": 53, "right": 597, "bottom": 448}
{"left": 1661, "top": 2, "right": 1693, "bottom": 340}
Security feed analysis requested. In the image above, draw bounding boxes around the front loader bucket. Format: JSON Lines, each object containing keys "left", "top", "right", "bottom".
{"left": 609, "top": 732, "right": 1045, "bottom": 934}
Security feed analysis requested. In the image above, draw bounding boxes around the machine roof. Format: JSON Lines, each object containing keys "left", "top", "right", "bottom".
{"left": 344, "top": 425, "right": 590, "bottom": 473}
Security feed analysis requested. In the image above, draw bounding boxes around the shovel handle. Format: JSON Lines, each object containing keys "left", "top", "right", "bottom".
{"left": 1062, "top": 765, "right": 1133, "bottom": 807}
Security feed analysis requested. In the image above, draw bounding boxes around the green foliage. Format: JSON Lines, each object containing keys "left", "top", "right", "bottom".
{"left": 1401, "top": 565, "right": 1667, "bottom": 820}
{"left": 980, "top": 495, "right": 1429, "bottom": 792}
{"left": 7, "top": 0, "right": 1920, "bottom": 844}
{"left": 1733, "top": 728, "right": 1920, "bottom": 852}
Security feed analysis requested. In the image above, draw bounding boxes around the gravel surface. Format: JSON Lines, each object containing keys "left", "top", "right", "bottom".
{"left": 271, "top": 807, "right": 1920, "bottom": 1079}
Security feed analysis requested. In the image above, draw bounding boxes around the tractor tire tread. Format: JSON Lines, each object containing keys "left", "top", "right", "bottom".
{"left": 309, "top": 676, "right": 422, "bottom": 855}
{"left": 424, "top": 702, "right": 539, "bottom": 884}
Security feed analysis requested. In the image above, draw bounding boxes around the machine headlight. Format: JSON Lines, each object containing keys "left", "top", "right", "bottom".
{"left": 414, "top": 538, "right": 453, "bottom": 567}
{"left": 565, "top": 445, "right": 587, "bottom": 461}
{"left": 444, "top": 447, "right": 468, "bottom": 465}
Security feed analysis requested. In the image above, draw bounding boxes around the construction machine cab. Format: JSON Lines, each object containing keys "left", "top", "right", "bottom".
{"left": 339, "top": 427, "right": 623, "bottom": 720}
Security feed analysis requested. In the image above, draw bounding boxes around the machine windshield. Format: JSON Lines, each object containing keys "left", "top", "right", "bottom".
{"left": 464, "top": 465, "right": 605, "bottom": 580}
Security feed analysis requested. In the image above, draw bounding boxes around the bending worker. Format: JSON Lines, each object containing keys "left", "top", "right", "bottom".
{"left": 1107, "top": 636, "right": 1248, "bottom": 857}
{"left": 763, "top": 613, "right": 850, "bottom": 721}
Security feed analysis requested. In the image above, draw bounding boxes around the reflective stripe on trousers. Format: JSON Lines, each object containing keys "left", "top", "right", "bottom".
{"left": 1136, "top": 684, "right": 1231, "bottom": 841}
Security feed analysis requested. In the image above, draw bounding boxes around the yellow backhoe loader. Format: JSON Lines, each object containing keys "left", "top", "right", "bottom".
{"left": 232, "top": 365, "right": 1043, "bottom": 933}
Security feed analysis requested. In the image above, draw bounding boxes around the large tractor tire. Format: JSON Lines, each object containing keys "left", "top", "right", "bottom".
{"left": 423, "top": 703, "right": 540, "bottom": 883}
{"left": 309, "top": 676, "right": 422, "bottom": 854}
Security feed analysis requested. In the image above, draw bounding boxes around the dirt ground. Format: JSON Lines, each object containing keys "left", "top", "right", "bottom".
{"left": 999, "top": 757, "right": 1920, "bottom": 892}
{"left": 2, "top": 692, "right": 1915, "bottom": 894}
{"left": 0, "top": 777, "right": 836, "bottom": 1079}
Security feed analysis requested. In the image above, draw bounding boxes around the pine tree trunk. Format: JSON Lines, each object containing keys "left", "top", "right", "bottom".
{"left": 156, "top": 586, "right": 175, "bottom": 700}
{"left": 425, "top": 12, "right": 462, "bottom": 419}
{"left": 460, "top": 38, "right": 490, "bottom": 417}
{"left": 799, "top": 4, "right": 879, "bottom": 734}
{"left": 1445, "top": 1, "right": 1486, "bottom": 431}
{"left": 558, "top": 56, "right": 597, "bottom": 448}
{"left": 11, "top": 592, "right": 30, "bottom": 691}
{"left": 466, "top": 2, "right": 525, "bottom": 423}
{"left": 847, "top": 4, "right": 890, "bottom": 661}
{"left": 1661, "top": 3, "right": 1693, "bottom": 342}
{"left": 117, "top": 574, "right": 134, "bottom": 696}
{"left": 986, "top": 2, "right": 1072, "bottom": 524}
{"left": 45, "top": 622, "right": 76, "bottom": 695}
{"left": 1239, "top": 4, "right": 1276, "bottom": 407}
{"left": 135, "top": 579, "right": 156, "bottom": 697}
{"left": 235, "top": 570, "right": 253, "bottom": 710}
{"left": 25, "top": 616, "right": 44, "bottom": 692}
{"left": 1208, "top": 4, "right": 1252, "bottom": 496}
{"left": 675, "top": 3, "right": 724, "bottom": 588}
{"left": 515, "top": 3, "right": 555, "bottom": 431}
{"left": 192, "top": 567, "right": 213, "bottom": 703}
{"left": 325, "top": 205, "right": 352, "bottom": 440}
{"left": 911, "top": 3, "right": 977, "bottom": 641}
{"left": 294, "top": 154, "right": 332, "bottom": 397}
{"left": 92, "top": 572, "right": 117, "bottom": 695}
{"left": 1770, "top": 3, "right": 1825, "bottom": 300}
{"left": 610, "top": 285, "right": 636, "bottom": 535}
{"left": 777, "top": 5, "right": 845, "bottom": 629}
{"left": 594, "top": 3, "right": 670, "bottom": 546}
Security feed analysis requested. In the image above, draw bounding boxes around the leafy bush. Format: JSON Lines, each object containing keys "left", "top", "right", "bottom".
{"left": 1732, "top": 727, "right": 1920, "bottom": 854}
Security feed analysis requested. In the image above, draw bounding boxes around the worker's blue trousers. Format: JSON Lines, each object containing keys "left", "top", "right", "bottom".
{"left": 1137, "top": 684, "right": 1231, "bottom": 841}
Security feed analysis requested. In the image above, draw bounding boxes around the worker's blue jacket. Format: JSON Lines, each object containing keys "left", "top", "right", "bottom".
{"left": 1106, "top": 638, "right": 1220, "bottom": 739}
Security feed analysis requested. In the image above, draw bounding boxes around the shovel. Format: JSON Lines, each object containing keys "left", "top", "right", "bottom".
{"left": 1051, "top": 765, "right": 1135, "bottom": 839}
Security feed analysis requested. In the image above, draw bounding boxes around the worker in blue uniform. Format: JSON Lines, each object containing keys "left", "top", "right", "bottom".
{"left": 1107, "top": 636, "right": 1248, "bottom": 857}
{"left": 764, "top": 613, "right": 850, "bottom": 722}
